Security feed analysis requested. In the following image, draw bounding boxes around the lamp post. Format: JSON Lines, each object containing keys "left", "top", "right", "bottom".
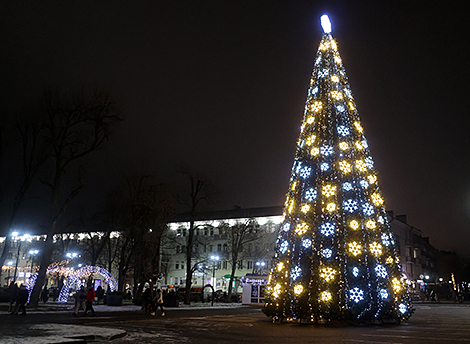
{"left": 210, "top": 255, "right": 219, "bottom": 306}
{"left": 29, "top": 250, "right": 39, "bottom": 275}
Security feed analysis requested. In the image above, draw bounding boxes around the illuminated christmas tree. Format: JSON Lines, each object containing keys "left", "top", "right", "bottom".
{"left": 263, "top": 15, "right": 412, "bottom": 324}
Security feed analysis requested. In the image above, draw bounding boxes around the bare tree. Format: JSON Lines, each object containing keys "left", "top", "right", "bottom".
{"left": 175, "top": 170, "right": 214, "bottom": 305}
{"left": 225, "top": 219, "right": 261, "bottom": 302}
{"left": 0, "top": 112, "right": 48, "bottom": 282}
{"left": 29, "top": 88, "right": 122, "bottom": 306}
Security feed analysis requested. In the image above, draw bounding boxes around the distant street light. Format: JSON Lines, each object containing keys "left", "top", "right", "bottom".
{"left": 29, "top": 249, "right": 39, "bottom": 274}
{"left": 66, "top": 252, "right": 79, "bottom": 259}
{"left": 210, "top": 255, "right": 219, "bottom": 306}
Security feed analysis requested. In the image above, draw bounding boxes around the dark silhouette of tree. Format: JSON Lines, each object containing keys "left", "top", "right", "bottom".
{"left": 29, "top": 88, "right": 122, "bottom": 306}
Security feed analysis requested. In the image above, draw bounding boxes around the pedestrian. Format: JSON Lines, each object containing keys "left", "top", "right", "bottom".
{"left": 83, "top": 286, "right": 95, "bottom": 317}
{"left": 151, "top": 289, "right": 165, "bottom": 317}
{"left": 12, "top": 284, "right": 28, "bottom": 315}
{"left": 96, "top": 286, "right": 104, "bottom": 305}
{"left": 41, "top": 285, "right": 49, "bottom": 303}
{"left": 142, "top": 284, "right": 152, "bottom": 315}
{"left": 8, "top": 281, "right": 18, "bottom": 314}
{"left": 73, "top": 286, "right": 86, "bottom": 315}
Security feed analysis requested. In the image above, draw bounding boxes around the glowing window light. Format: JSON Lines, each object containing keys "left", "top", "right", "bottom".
{"left": 381, "top": 233, "right": 391, "bottom": 246}
{"left": 336, "top": 105, "right": 345, "bottom": 113}
{"left": 359, "top": 180, "right": 369, "bottom": 188}
{"left": 355, "top": 141, "right": 363, "bottom": 150}
{"left": 334, "top": 55, "right": 342, "bottom": 64}
{"left": 305, "top": 188, "right": 317, "bottom": 201}
{"left": 320, "top": 162, "right": 330, "bottom": 171}
{"left": 302, "top": 238, "right": 312, "bottom": 248}
{"left": 369, "top": 242, "right": 383, "bottom": 256}
{"left": 349, "top": 220, "right": 360, "bottom": 230}
{"left": 348, "top": 241, "right": 362, "bottom": 256}
{"left": 326, "top": 202, "right": 336, "bottom": 212}
{"left": 277, "top": 262, "right": 285, "bottom": 272}
{"left": 355, "top": 160, "right": 368, "bottom": 172}
{"left": 375, "top": 264, "right": 388, "bottom": 278}
{"left": 371, "top": 193, "right": 384, "bottom": 206}
{"left": 352, "top": 266, "right": 360, "bottom": 277}
{"left": 280, "top": 241, "right": 289, "bottom": 254}
{"left": 349, "top": 287, "right": 364, "bottom": 303}
{"left": 398, "top": 303, "right": 407, "bottom": 314}
{"left": 294, "top": 284, "right": 304, "bottom": 295}
{"left": 322, "top": 248, "right": 333, "bottom": 258}
{"left": 331, "top": 75, "right": 339, "bottom": 83}
{"left": 320, "top": 290, "right": 332, "bottom": 302}
{"left": 282, "top": 223, "right": 291, "bottom": 232}
{"left": 320, "top": 14, "right": 332, "bottom": 33}
{"left": 339, "top": 160, "right": 352, "bottom": 173}
{"left": 343, "top": 182, "right": 353, "bottom": 191}
{"left": 379, "top": 289, "right": 389, "bottom": 300}
{"left": 301, "top": 203, "right": 311, "bottom": 213}
{"left": 291, "top": 266, "right": 302, "bottom": 281}
{"left": 361, "top": 139, "right": 368, "bottom": 149}
{"left": 367, "top": 175, "right": 377, "bottom": 184}
{"left": 306, "top": 134, "right": 316, "bottom": 145}
{"left": 339, "top": 142, "right": 349, "bottom": 151}
{"left": 362, "top": 202, "right": 374, "bottom": 216}
{"left": 320, "top": 267, "right": 337, "bottom": 282}
{"left": 310, "top": 100, "right": 323, "bottom": 112}
{"left": 320, "top": 222, "right": 335, "bottom": 236}
{"left": 343, "top": 199, "right": 358, "bottom": 213}
{"left": 295, "top": 222, "right": 309, "bottom": 235}
{"left": 322, "top": 184, "right": 337, "bottom": 197}
{"left": 299, "top": 166, "right": 312, "bottom": 178}
{"left": 311, "top": 147, "right": 320, "bottom": 157}
{"left": 320, "top": 145, "right": 333, "bottom": 156}
{"left": 365, "top": 219, "right": 376, "bottom": 229}
{"left": 330, "top": 91, "right": 343, "bottom": 100}
{"left": 386, "top": 256, "right": 394, "bottom": 265}
{"left": 392, "top": 278, "right": 402, "bottom": 293}
{"left": 273, "top": 283, "right": 281, "bottom": 298}
{"left": 353, "top": 121, "right": 362, "bottom": 132}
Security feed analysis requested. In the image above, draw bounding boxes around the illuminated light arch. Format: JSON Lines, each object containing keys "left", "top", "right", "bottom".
{"left": 26, "top": 266, "right": 117, "bottom": 303}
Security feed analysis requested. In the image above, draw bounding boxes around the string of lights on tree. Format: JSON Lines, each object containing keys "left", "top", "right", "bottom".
{"left": 263, "top": 15, "right": 412, "bottom": 324}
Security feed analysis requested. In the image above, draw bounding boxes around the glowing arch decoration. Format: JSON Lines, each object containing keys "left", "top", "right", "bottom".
{"left": 26, "top": 266, "right": 117, "bottom": 303}
{"left": 58, "top": 266, "right": 117, "bottom": 303}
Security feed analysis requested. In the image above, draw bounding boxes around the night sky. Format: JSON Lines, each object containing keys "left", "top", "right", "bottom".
{"left": 1, "top": 1, "right": 470, "bottom": 255}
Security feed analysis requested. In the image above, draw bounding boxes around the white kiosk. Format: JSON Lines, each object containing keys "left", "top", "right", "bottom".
{"left": 241, "top": 275, "right": 268, "bottom": 305}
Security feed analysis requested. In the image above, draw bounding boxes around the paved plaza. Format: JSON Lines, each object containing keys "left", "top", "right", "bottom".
{"left": 1, "top": 303, "right": 470, "bottom": 343}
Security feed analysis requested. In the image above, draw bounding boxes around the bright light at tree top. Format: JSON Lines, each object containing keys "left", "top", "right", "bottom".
{"left": 320, "top": 15, "right": 332, "bottom": 33}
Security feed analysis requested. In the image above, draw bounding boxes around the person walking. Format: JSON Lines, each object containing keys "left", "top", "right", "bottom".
{"left": 83, "top": 286, "right": 95, "bottom": 317}
{"left": 151, "top": 289, "right": 165, "bottom": 317}
{"left": 8, "top": 281, "right": 18, "bottom": 314}
{"left": 73, "top": 286, "right": 86, "bottom": 315}
{"left": 12, "top": 284, "right": 28, "bottom": 315}
{"left": 142, "top": 284, "right": 152, "bottom": 315}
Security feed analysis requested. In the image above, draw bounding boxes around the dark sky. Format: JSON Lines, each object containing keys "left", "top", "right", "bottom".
{"left": 1, "top": 1, "right": 470, "bottom": 255}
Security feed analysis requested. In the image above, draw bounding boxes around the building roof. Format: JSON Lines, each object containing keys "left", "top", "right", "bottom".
{"left": 169, "top": 206, "right": 283, "bottom": 223}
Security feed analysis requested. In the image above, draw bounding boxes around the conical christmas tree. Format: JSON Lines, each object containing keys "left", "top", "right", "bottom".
{"left": 263, "top": 15, "right": 412, "bottom": 324}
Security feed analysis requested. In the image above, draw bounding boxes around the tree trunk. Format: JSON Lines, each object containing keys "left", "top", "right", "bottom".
{"left": 184, "top": 220, "right": 195, "bottom": 304}
{"left": 227, "top": 254, "right": 238, "bottom": 302}
{"left": 29, "top": 234, "right": 54, "bottom": 307}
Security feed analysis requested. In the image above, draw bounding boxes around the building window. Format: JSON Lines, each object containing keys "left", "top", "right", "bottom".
{"left": 247, "top": 261, "right": 253, "bottom": 269}
{"left": 238, "top": 260, "right": 243, "bottom": 270}
{"left": 176, "top": 263, "right": 179, "bottom": 269}
{"left": 210, "top": 229, "right": 214, "bottom": 236}
{"left": 223, "top": 243, "right": 228, "bottom": 252}
{"left": 217, "top": 244, "right": 222, "bottom": 252}
{"left": 181, "top": 263, "right": 184, "bottom": 270}
{"left": 413, "top": 248, "right": 418, "bottom": 259}
{"left": 223, "top": 261, "right": 228, "bottom": 269}
{"left": 175, "top": 277, "right": 178, "bottom": 285}
{"left": 209, "top": 245, "right": 213, "bottom": 252}
{"left": 204, "top": 228, "right": 208, "bottom": 235}
{"left": 217, "top": 261, "right": 221, "bottom": 269}
{"left": 176, "top": 245, "right": 180, "bottom": 254}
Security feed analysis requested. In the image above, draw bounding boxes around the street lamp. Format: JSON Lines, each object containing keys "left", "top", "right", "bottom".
{"left": 210, "top": 255, "right": 219, "bottom": 306}
{"left": 66, "top": 252, "right": 79, "bottom": 259}
{"left": 256, "top": 261, "right": 266, "bottom": 275}
{"left": 29, "top": 250, "right": 39, "bottom": 274}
